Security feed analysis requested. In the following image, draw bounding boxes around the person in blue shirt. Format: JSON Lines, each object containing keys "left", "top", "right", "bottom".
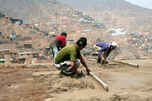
{"left": 96, "top": 41, "right": 118, "bottom": 64}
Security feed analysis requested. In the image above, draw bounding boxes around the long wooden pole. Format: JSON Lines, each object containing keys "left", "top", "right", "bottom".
{"left": 89, "top": 72, "right": 109, "bottom": 91}
{"left": 112, "top": 60, "right": 139, "bottom": 68}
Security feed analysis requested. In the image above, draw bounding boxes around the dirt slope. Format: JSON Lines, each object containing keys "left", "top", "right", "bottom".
{"left": 0, "top": 59, "right": 152, "bottom": 101}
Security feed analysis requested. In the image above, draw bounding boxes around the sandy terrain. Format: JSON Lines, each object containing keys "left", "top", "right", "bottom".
{"left": 0, "top": 59, "right": 152, "bottom": 101}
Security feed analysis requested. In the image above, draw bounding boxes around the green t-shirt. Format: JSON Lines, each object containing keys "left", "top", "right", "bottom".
{"left": 55, "top": 44, "right": 80, "bottom": 64}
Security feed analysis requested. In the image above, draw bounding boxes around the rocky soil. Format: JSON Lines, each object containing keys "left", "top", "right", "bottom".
{"left": 0, "top": 59, "right": 152, "bottom": 101}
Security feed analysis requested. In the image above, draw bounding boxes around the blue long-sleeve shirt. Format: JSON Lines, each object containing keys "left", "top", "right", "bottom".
{"left": 96, "top": 42, "right": 111, "bottom": 57}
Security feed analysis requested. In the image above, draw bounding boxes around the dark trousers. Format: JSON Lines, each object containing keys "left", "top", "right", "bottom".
{"left": 97, "top": 49, "right": 110, "bottom": 64}
{"left": 55, "top": 60, "right": 80, "bottom": 76}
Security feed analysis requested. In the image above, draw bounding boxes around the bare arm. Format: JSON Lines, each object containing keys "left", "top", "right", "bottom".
{"left": 80, "top": 55, "right": 90, "bottom": 74}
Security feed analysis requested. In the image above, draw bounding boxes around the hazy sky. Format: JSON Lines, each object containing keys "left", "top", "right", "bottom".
{"left": 57, "top": 0, "right": 152, "bottom": 10}
{"left": 125, "top": 0, "right": 152, "bottom": 9}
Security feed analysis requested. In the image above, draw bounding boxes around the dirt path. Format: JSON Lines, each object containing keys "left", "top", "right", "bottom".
{"left": 0, "top": 60, "right": 152, "bottom": 101}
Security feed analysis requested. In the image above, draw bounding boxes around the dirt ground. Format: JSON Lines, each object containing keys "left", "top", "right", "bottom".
{"left": 0, "top": 59, "right": 152, "bottom": 101}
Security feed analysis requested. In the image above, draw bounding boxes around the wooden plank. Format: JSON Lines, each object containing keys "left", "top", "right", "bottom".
{"left": 0, "top": 49, "right": 10, "bottom": 55}
{"left": 90, "top": 72, "right": 109, "bottom": 91}
{"left": 4, "top": 55, "right": 10, "bottom": 65}
{"left": 112, "top": 60, "right": 139, "bottom": 68}
{"left": 32, "top": 71, "right": 59, "bottom": 76}
{"left": 24, "top": 56, "right": 32, "bottom": 64}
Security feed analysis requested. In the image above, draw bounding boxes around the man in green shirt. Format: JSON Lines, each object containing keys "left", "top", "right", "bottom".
{"left": 55, "top": 37, "right": 90, "bottom": 76}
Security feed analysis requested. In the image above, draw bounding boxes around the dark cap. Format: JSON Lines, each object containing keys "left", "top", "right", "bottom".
{"left": 76, "top": 37, "right": 87, "bottom": 47}
{"left": 61, "top": 32, "right": 67, "bottom": 37}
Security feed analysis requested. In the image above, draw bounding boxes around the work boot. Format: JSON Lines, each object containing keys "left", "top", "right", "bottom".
{"left": 71, "top": 71, "right": 85, "bottom": 78}
{"left": 102, "top": 60, "right": 109, "bottom": 64}
{"left": 60, "top": 65, "right": 75, "bottom": 76}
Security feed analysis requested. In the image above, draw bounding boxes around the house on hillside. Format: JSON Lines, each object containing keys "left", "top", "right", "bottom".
{"left": 109, "top": 28, "right": 128, "bottom": 36}
{"left": 9, "top": 17, "right": 23, "bottom": 25}
{"left": 0, "top": 12, "right": 5, "bottom": 18}
{"left": 93, "top": 23, "right": 105, "bottom": 28}
{"left": 0, "top": 32, "right": 3, "bottom": 37}
{"left": 10, "top": 32, "right": 16, "bottom": 40}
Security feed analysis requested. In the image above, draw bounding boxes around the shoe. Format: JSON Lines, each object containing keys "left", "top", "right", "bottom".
{"left": 71, "top": 71, "right": 85, "bottom": 78}
{"left": 55, "top": 64, "right": 61, "bottom": 69}
{"left": 60, "top": 70, "right": 75, "bottom": 76}
{"left": 102, "top": 60, "right": 108, "bottom": 64}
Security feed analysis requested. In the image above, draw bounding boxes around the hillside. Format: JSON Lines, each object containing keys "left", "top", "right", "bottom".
{"left": 57, "top": 0, "right": 152, "bottom": 32}
{"left": 0, "top": 16, "right": 49, "bottom": 52}
{"left": 0, "top": 0, "right": 152, "bottom": 59}
{"left": 1, "top": 0, "right": 152, "bottom": 32}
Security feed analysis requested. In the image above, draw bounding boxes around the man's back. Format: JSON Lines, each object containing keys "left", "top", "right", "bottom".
{"left": 96, "top": 42, "right": 110, "bottom": 49}
{"left": 55, "top": 44, "right": 80, "bottom": 64}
